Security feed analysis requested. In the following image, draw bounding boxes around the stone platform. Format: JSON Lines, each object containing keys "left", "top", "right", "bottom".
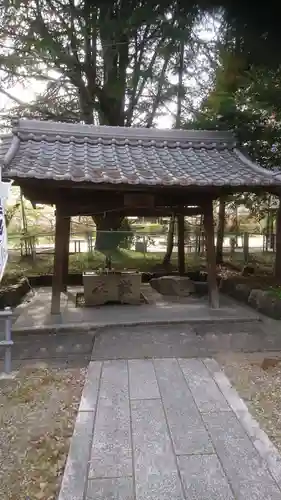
{"left": 12, "top": 284, "right": 260, "bottom": 333}
{"left": 58, "top": 357, "right": 281, "bottom": 500}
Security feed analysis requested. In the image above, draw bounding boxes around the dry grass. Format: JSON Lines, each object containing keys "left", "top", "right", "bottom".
{"left": 2, "top": 250, "right": 205, "bottom": 284}
{"left": 0, "top": 366, "right": 85, "bottom": 500}
{"left": 217, "top": 352, "right": 281, "bottom": 451}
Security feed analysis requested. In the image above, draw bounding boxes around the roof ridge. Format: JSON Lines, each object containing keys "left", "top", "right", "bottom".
{"left": 13, "top": 119, "right": 236, "bottom": 144}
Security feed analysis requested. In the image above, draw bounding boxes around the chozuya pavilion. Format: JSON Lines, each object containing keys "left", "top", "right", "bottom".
{"left": 1, "top": 119, "right": 281, "bottom": 314}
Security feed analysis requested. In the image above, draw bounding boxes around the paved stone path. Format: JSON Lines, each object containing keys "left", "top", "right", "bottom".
{"left": 92, "top": 322, "right": 281, "bottom": 360}
{"left": 58, "top": 357, "right": 281, "bottom": 500}
{"left": 1, "top": 320, "right": 281, "bottom": 370}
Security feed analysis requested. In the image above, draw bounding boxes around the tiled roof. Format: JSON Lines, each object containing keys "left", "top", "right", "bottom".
{"left": 1, "top": 119, "right": 281, "bottom": 188}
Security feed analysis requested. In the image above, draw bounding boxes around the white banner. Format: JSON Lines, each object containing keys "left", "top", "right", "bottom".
{"left": 0, "top": 181, "right": 13, "bottom": 282}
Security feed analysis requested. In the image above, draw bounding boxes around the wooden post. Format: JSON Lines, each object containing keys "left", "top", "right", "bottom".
{"left": 177, "top": 213, "right": 185, "bottom": 275}
{"left": 62, "top": 216, "right": 71, "bottom": 292}
{"left": 203, "top": 199, "right": 219, "bottom": 308}
{"left": 274, "top": 196, "right": 281, "bottom": 281}
{"left": 51, "top": 208, "right": 68, "bottom": 314}
{"left": 243, "top": 232, "right": 249, "bottom": 264}
{"left": 230, "top": 236, "right": 236, "bottom": 258}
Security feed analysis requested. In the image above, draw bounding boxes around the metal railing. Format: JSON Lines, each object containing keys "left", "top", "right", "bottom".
{"left": 6, "top": 230, "right": 276, "bottom": 265}
{"left": 0, "top": 307, "right": 13, "bottom": 374}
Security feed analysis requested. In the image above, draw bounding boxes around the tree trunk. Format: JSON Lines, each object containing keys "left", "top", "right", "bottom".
{"left": 93, "top": 213, "right": 125, "bottom": 253}
{"left": 161, "top": 40, "right": 184, "bottom": 269}
{"left": 163, "top": 214, "right": 176, "bottom": 265}
{"left": 216, "top": 197, "right": 226, "bottom": 264}
{"left": 204, "top": 199, "right": 219, "bottom": 308}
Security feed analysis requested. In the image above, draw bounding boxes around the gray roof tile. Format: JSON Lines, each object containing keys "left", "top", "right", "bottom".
{"left": 0, "top": 119, "right": 281, "bottom": 188}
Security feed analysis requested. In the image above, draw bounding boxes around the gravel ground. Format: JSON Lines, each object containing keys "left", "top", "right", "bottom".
{"left": 217, "top": 352, "right": 281, "bottom": 452}
{"left": 0, "top": 366, "right": 85, "bottom": 500}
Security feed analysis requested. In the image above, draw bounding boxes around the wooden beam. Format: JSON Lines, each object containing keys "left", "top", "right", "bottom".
{"left": 59, "top": 205, "right": 203, "bottom": 217}
{"left": 62, "top": 217, "right": 71, "bottom": 292}
{"left": 177, "top": 214, "right": 185, "bottom": 275}
{"left": 203, "top": 199, "right": 219, "bottom": 308}
{"left": 51, "top": 208, "right": 69, "bottom": 314}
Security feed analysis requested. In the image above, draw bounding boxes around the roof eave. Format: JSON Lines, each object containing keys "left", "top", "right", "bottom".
{"left": 3, "top": 135, "right": 20, "bottom": 166}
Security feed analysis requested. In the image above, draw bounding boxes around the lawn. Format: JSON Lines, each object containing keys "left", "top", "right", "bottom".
{"left": 1, "top": 247, "right": 276, "bottom": 288}
{"left": 2, "top": 249, "right": 205, "bottom": 284}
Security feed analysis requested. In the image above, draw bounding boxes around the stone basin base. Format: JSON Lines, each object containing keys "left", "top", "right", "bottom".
{"left": 83, "top": 271, "right": 142, "bottom": 306}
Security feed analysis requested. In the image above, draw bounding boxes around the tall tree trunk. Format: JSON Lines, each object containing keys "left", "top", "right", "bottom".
{"left": 216, "top": 197, "right": 226, "bottom": 264}
{"left": 93, "top": 213, "right": 124, "bottom": 252}
{"left": 162, "top": 40, "right": 184, "bottom": 266}
{"left": 163, "top": 214, "right": 176, "bottom": 266}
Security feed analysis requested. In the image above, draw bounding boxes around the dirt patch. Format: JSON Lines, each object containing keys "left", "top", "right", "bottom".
{"left": 217, "top": 352, "right": 281, "bottom": 451}
{"left": 0, "top": 366, "right": 85, "bottom": 500}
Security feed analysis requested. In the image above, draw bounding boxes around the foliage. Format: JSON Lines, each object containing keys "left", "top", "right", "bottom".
{"left": 0, "top": 0, "right": 202, "bottom": 128}
{"left": 268, "top": 286, "right": 281, "bottom": 300}
{"left": 200, "top": 1, "right": 281, "bottom": 69}
{"left": 185, "top": 46, "right": 281, "bottom": 218}
{"left": 4, "top": 201, "right": 20, "bottom": 228}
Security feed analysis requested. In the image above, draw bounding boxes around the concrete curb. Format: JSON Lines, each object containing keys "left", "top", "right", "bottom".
{"left": 12, "top": 315, "right": 262, "bottom": 336}
{"left": 57, "top": 361, "right": 102, "bottom": 500}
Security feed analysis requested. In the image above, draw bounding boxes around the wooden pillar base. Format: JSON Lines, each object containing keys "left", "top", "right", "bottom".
{"left": 177, "top": 213, "right": 185, "bottom": 275}
{"left": 51, "top": 209, "right": 70, "bottom": 314}
{"left": 203, "top": 199, "right": 219, "bottom": 308}
{"left": 62, "top": 216, "right": 71, "bottom": 292}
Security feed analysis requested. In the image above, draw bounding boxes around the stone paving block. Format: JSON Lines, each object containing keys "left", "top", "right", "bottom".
{"left": 91, "top": 325, "right": 200, "bottom": 360}
{"left": 131, "top": 398, "right": 184, "bottom": 500}
{"left": 178, "top": 454, "right": 234, "bottom": 500}
{"left": 203, "top": 412, "right": 281, "bottom": 499}
{"left": 178, "top": 358, "right": 230, "bottom": 412}
{"left": 154, "top": 358, "right": 213, "bottom": 454}
{"left": 58, "top": 411, "right": 95, "bottom": 500}
{"left": 86, "top": 477, "right": 134, "bottom": 500}
{"left": 89, "top": 360, "right": 132, "bottom": 478}
{"left": 128, "top": 359, "right": 160, "bottom": 400}
{"left": 79, "top": 361, "right": 102, "bottom": 412}
{"left": 202, "top": 410, "right": 248, "bottom": 440}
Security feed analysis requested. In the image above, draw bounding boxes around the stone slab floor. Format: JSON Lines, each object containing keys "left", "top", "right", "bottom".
{"left": 58, "top": 357, "right": 281, "bottom": 500}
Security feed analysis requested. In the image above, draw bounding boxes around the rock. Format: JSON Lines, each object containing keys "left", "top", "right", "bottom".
{"left": 199, "top": 271, "right": 208, "bottom": 282}
{"left": 141, "top": 272, "right": 153, "bottom": 283}
{"left": 186, "top": 270, "right": 202, "bottom": 281}
{"left": 248, "top": 288, "right": 264, "bottom": 309}
{"left": 241, "top": 264, "right": 255, "bottom": 276}
{"left": 232, "top": 283, "right": 252, "bottom": 302}
{"left": 255, "top": 291, "right": 281, "bottom": 319}
{"left": 150, "top": 262, "right": 173, "bottom": 276}
{"left": 192, "top": 281, "right": 208, "bottom": 295}
{"left": 261, "top": 358, "right": 280, "bottom": 370}
{"left": 219, "top": 278, "right": 236, "bottom": 295}
{"left": 150, "top": 276, "right": 195, "bottom": 296}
